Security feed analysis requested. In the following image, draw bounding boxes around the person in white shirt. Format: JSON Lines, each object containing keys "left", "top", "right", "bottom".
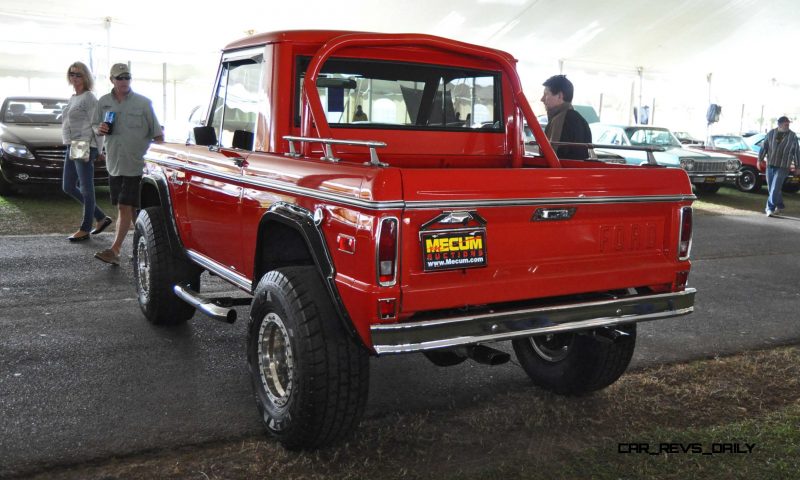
{"left": 61, "top": 61, "right": 112, "bottom": 242}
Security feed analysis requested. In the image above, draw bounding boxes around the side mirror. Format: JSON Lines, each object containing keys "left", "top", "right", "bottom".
{"left": 193, "top": 126, "right": 217, "bottom": 146}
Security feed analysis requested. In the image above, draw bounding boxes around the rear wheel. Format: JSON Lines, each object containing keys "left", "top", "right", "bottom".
{"left": 248, "top": 266, "right": 369, "bottom": 449}
{"left": 736, "top": 167, "right": 762, "bottom": 193}
{"left": 133, "top": 207, "right": 200, "bottom": 325}
{"left": 511, "top": 325, "right": 637, "bottom": 395}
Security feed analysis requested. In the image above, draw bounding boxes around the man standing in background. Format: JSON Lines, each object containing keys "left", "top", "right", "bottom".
{"left": 541, "top": 74, "right": 592, "bottom": 160}
{"left": 93, "top": 63, "right": 163, "bottom": 265}
{"left": 758, "top": 116, "right": 798, "bottom": 217}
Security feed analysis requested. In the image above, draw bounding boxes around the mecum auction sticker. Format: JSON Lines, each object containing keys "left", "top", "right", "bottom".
{"left": 421, "top": 228, "right": 487, "bottom": 272}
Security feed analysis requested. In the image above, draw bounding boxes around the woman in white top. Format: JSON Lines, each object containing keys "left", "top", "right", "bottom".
{"left": 61, "top": 61, "right": 112, "bottom": 242}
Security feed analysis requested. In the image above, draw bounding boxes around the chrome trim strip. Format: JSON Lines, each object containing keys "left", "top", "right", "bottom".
{"left": 403, "top": 195, "right": 696, "bottom": 210}
{"left": 370, "top": 288, "right": 696, "bottom": 354}
{"left": 146, "top": 156, "right": 696, "bottom": 211}
{"left": 185, "top": 249, "right": 252, "bottom": 292}
{"left": 687, "top": 173, "right": 738, "bottom": 178}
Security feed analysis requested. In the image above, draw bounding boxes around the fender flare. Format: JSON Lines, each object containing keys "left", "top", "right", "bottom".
{"left": 254, "top": 202, "right": 365, "bottom": 348}
{"left": 139, "top": 173, "right": 191, "bottom": 263}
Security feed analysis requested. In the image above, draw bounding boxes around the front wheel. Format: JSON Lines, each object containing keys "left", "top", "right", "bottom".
{"left": 511, "top": 325, "right": 637, "bottom": 395}
{"left": 247, "top": 266, "right": 369, "bottom": 449}
{"left": 736, "top": 167, "right": 763, "bottom": 193}
{"left": 132, "top": 207, "right": 200, "bottom": 325}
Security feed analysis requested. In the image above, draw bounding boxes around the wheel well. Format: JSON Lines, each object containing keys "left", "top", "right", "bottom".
{"left": 255, "top": 221, "right": 315, "bottom": 281}
{"left": 140, "top": 180, "right": 161, "bottom": 209}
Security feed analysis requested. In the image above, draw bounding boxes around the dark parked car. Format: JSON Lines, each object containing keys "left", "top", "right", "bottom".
{"left": 0, "top": 96, "right": 108, "bottom": 195}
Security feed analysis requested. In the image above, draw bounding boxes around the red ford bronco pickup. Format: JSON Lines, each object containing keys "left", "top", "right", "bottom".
{"left": 133, "top": 30, "right": 696, "bottom": 449}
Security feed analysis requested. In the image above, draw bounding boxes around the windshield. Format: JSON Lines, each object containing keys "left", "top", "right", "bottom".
{"left": 710, "top": 135, "right": 749, "bottom": 151}
{"left": 2, "top": 98, "right": 67, "bottom": 125}
{"left": 624, "top": 127, "right": 682, "bottom": 148}
{"left": 296, "top": 57, "right": 502, "bottom": 132}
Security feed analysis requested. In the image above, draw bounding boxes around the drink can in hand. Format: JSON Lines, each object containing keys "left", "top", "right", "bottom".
{"left": 103, "top": 111, "right": 116, "bottom": 134}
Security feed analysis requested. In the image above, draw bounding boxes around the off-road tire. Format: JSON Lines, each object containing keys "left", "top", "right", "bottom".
{"left": 511, "top": 324, "right": 637, "bottom": 395}
{"left": 247, "top": 266, "right": 369, "bottom": 450}
{"left": 133, "top": 207, "right": 200, "bottom": 325}
{"left": 736, "top": 167, "right": 762, "bottom": 193}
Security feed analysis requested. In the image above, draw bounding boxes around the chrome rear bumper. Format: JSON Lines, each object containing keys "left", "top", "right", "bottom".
{"left": 371, "top": 288, "right": 695, "bottom": 354}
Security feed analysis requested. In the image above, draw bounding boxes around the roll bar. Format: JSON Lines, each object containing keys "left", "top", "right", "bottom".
{"left": 300, "top": 33, "right": 561, "bottom": 168}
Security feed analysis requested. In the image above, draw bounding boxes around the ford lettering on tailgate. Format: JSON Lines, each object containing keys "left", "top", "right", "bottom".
{"left": 422, "top": 229, "right": 487, "bottom": 272}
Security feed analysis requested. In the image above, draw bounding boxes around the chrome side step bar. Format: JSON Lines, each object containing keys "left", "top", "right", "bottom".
{"left": 371, "top": 288, "right": 696, "bottom": 354}
{"left": 173, "top": 284, "right": 250, "bottom": 324}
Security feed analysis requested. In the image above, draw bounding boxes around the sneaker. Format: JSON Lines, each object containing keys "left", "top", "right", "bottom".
{"left": 94, "top": 248, "right": 120, "bottom": 266}
{"left": 766, "top": 209, "right": 774, "bottom": 217}
{"left": 774, "top": 208, "right": 782, "bottom": 215}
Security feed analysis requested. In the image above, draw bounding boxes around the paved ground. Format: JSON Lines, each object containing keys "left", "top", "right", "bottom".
{"left": 1, "top": 212, "right": 799, "bottom": 477}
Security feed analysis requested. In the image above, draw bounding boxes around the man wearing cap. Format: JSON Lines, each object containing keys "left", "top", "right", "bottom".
{"left": 92, "top": 63, "right": 163, "bottom": 265}
{"left": 758, "top": 116, "right": 798, "bottom": 217}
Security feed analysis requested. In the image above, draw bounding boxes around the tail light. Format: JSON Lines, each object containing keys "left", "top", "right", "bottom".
{"left": 678, "top": 206, "right": 692, "bottom": 260}
{"left": 376, "top": 217, "right": 398, "bottom": 286}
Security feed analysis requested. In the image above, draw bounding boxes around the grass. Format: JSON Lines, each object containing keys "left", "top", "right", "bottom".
{"left": 15, "top": 345, "right": 800, "bottom": 479}
{"left": 0, "top": 187, "right": 114, "bottom": 235}
{"left": 692, "top": 185, "right": 800, "bottom": 216}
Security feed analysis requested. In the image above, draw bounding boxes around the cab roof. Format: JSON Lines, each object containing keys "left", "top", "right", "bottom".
{"left": 223, "top": 30, "right": 516, "bottom": 64}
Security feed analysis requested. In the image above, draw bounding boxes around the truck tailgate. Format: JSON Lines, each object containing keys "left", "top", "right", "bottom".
{"left": 398, "top": 165, "right": 693, "bottom": 315}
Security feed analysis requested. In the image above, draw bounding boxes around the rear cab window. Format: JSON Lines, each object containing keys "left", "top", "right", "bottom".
{"left": 294, "top": 56, "right": 503, "bottom": 133}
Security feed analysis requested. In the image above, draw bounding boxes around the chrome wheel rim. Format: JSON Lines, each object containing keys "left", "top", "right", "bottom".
{"left": 258, "top": 312, "right": 294, "bottom": 407}
{"left": 135, "top": 236, "right": 150, "bottom": 303}
{"left": 739, "top": 171, "right": 755, "bottom": 190}
{"left": 531, "top": 333, "right": 573, "bottom": 362}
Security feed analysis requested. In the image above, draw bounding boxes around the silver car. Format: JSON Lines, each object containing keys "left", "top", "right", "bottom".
{"left": 591, "top": 124, "right": 740, "bottom": 194}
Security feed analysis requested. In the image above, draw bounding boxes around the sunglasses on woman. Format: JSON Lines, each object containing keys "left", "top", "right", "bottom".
{"left": 68, "top": 72, "right": 83, "bottom": 78}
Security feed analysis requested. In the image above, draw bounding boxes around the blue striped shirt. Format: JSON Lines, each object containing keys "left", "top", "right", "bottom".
{"left": 758, "top": 128, "right": 798, "bottom": 169}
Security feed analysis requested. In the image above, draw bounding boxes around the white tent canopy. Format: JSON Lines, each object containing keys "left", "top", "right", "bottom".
{"left": 1, "top": 0, "right": 797, "bottom": 138}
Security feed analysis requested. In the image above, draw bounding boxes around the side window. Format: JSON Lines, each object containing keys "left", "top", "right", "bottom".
{"left": 208, "top": 55, "right": 264, "bottom": 150}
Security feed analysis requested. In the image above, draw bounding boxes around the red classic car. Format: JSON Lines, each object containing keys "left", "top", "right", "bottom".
{"left": 692, "top": 134, "right": 800, "bottom": 193}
